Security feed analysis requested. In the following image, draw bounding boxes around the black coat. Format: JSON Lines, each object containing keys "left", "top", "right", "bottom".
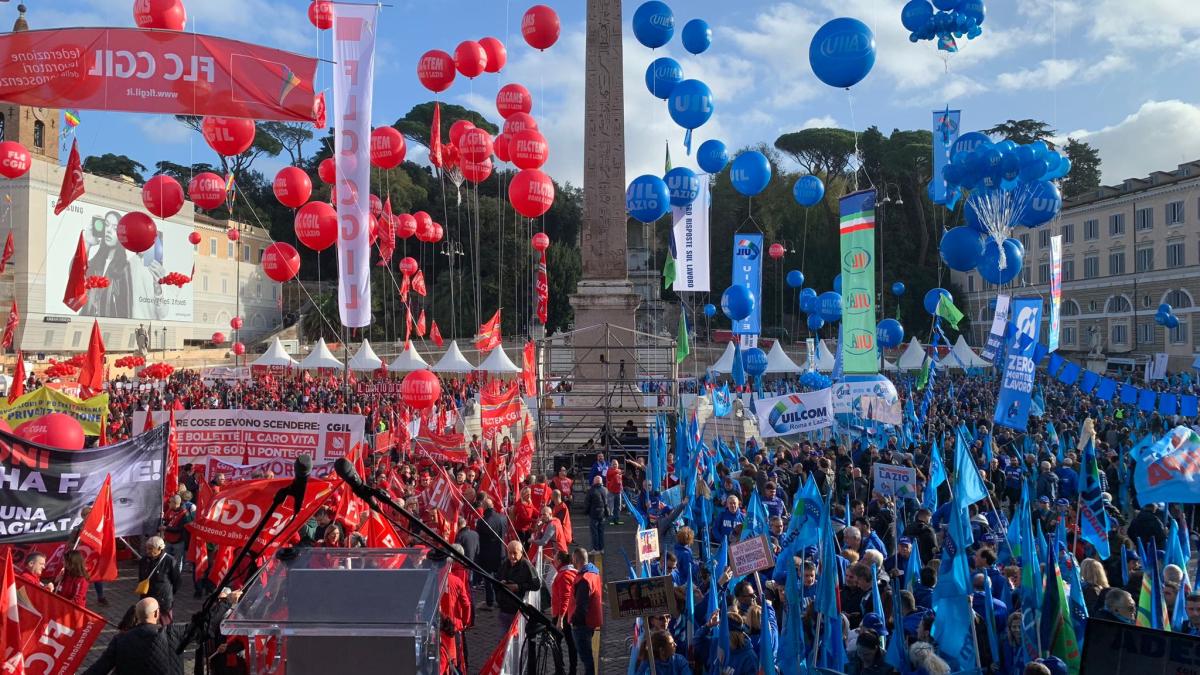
{"left": 456, "top": 527, "right": 480, "bottom": 563}
{"left": 82, "top": 623, "right": 188, "bottom": 675}
{"left": 1127, "top": 510, "right": 1167, "bottom": 551}
{"left": 584, "top": 484, "right": 609, "bottom": 522}
{"left": 903, "top": 520, "right": 937, "bottom": 564}
{"left": 138, "top": 553, "right": 181, "bottom": 612}
{"left": 476, "top": 509, "right": 509, "bottom": 572}
{"left": 496, "top": 557, "right": 540, "bottom": 614}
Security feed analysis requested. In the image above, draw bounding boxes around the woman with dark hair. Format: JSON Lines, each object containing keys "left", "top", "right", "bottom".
{"left": 58, "top": 550, "right": 89, "bottom": 607}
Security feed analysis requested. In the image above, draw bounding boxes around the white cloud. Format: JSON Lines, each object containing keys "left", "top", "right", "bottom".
{"left": 1088, "top": 1, "right": 1200, "bottom": 51}
{"left": 997, "top": 59, "right": 1082, "bottom": 90}
{"left": 134, "top": 116, "right": 193, "bottom": 145}
{"left": 1064, "top": 100, "right": 1200, "bottom": 184}
{"left": 800, "top": 116, "right": 838, "bottom": 130}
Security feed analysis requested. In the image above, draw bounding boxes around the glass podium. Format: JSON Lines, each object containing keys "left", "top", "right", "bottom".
{"left": 222, "top": 548, "right": 447, "bottom": 675}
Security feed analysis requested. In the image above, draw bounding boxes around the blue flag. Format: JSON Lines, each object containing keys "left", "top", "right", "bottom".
{"left": 732, "top": 340, "right": 746, "bottom": 388}
{"left": 815, "top": 511, "right": 847, "bottom": 670}
{"left": 779, "top": 550, "right": 809, "bottom": 670}
{"left": 905, "top": 539, "right": 923, "bottom": 594}
{"left": 1167, "top": 518, "right": 1191, "bottom": 631}
{"left": 774, "top": 475, "right": 823, "bottom": 583}
{"left": 1078, "top": 435, "right": 1112, "bottom": 560}
{"left": 711, "top": 383, "right": 732, "bottom": 417}
{"left": 954, "top": 431, "right": 988, "bottom": 511}
{"left": 982, "top": 572, "right": 1001, "bottom": 666}
{"left": 931, "top": 485, "right": 977, "bottom": 671}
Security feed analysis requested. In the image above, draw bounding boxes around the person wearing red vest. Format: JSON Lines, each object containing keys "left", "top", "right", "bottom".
{"left": 509, "top": 488, "right": 538, "bottom": 543}
{"left": 550, "top": 490, "right": 573, "bottom": 546}
{"left": 550, "top": 551, "right": 578, "bottom": 675}
{"left": 438, "top": 555, "right": 472, "bottom": 675}
{"left": 570, "top": 548, "right": 603, "bottom": 675}
{"left": 605, "top": 460, "right": 624, "bottom": 525}
{"left": 550, "top": 467, "right": 574, "bottom": 506}
{"left": 532, "top": 507, "right": 568, "bottom": 559}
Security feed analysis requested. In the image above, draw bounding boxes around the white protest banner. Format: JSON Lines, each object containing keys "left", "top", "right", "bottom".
{"left": 729, "top": 535, "right": 775, "bottom": 577}
{"left": 980, "top": 294, "right": 1011, "bottom": 364}
{"left": 872, "top": 463, "right": 918, "bottom": 500}
{"left": 203, "top": 456, "right": 336, "bottom": 482}
{"left": 672, "top": 181, "right": 710, "bottom": 292}
{"left": 636, "top": 528, "right": 660, "bottom": 564}
{"left": 754, "top": 388, "right": 833, "bottom": 438}
{"left": 133, "top": 410, "right": 365, "bottom": 465}
{"left": 863, "top": 396, "right": 902, "bottom": 425}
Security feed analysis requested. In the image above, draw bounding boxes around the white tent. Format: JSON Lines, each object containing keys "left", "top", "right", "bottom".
{"left": 882, "top": 358, "right": 898, "bottom": 372}
{"left": 764, "top": 341, "right": 800, "bottom": 374}
{"left": 948, "top": 334, "right": 991, "bottom": 369}
{"left": 298, "top": 338, "right": 344, "bottom": 370}
{"left": 709, "top": 342, "right": 737, "bottom": 373}
{"left": 431, "top": 341, "right": 474, "bottom": 373}
{"left": 348, "top": 340, "right": 384, "bottom": 372}
{"left": 477, "top": 347, "right": 521, "bottom": 374}
{"left": 388, "top": 343, "right": 430, "bottom": 372}
{"left": 808, "top": 340, "right": 836, "bottom": 372}
{"left": 897, "top": 337, "right": 927, "bottom": 372}
{"left": 251, "top": 338, "right": 298, "bottom": 368}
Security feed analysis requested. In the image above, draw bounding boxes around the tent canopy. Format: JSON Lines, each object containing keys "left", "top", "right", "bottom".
{"left": 348, "top": 340, "right": 384, "bottom": 372}
{"left": 709, "top": 342, "right": 736, "bottom": 373}
{"left": 388, "top": 343, "right": 430, "bottom": 372}
{"left": 431, "top": 341, "right": 474, "bottom": 373}
{"left": 251, "top": 338, "right": 297, "bottom": 368}
{"left": 947, "top": 335, "right": 990, "bottom": 369}
{"left": 808, "top": 340, "right": 836, "bottom": 372}
{"left": 764, "top": 341, "right": 800, "bottom": 374}
{"left": 298, "top": 338, "right": 344, "bottom": 370}
{"left": 897, "top": 337, "right": 927, "bottom": 372}
{"left": 478, "top": 347, "right": 521, "bottom": 374}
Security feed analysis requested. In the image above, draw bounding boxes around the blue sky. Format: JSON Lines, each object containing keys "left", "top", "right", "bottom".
{"left": 12, "top": 0, "right": 1200, "bottom": 188}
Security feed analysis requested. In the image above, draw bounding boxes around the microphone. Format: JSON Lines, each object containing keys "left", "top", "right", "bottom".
{"left": 333, "top": 457, "right": 377, "bottom": 502}
{"left": 287, "top": 453, "right": 313, "bottom": 512}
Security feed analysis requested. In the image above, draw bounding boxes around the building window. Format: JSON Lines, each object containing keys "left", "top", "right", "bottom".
{"left": 222, "top": 278, "right": 228, "bottom": 294}
{"left": 1019, "top": 233, "right": 1030, "bottom": 252}
{"left": 1167, "top": 242, "right": 1185, "bottom": 268}
{"left": 33, "top": 121, "right": 44, "bottom": 149}
{"left": 1137, "top": 322, "right": 1155, "bottom": 345}
{"left": 968, "top": 275, "right": 975, "bottom": 292}
{"left": 209, "top": 238, "right": 217, "bottom": 255}
{"left": 203, "top": 275, "right": 208, "bottom": 291}
{"left": 1061, "top": 259, "right": 1074, "bottom": 281}
{"left": 227, "top": 242, "right": 234, "bottom": 257}
{"left": 1109, "top": 213, "right": 1125, "bottom": 236}
{"left": 1062, "top": 300, "right": 1080, "bottom": 316}
{"left": 1020, "top": 266, "right": 1031, "bottom": 285}
{"left": 1039, "top": 230, "right": 1050, "bottom": 248}
{"left": 1111, "top": 323, "right": 1128, "bottom": 345}
{"left": 1171, "top": 322, "right": 1188, "bottom": 345}
{"left": 1084, "top": 256, "right": 1099, "bottom": 279}
{"left": 71, "top": 331, "right": 82, "bottom": 348}
{"left": 44, "top": 331, "right": 54, "bottom": 345}
{"left": 1038, "top": 263, "right": 1050, "bottom": 284}
{"left": 1135, "top": 207, "right": 1153, "bottom": 231}
{"left": 257, "top": 248, "right": 265, "bottom": 263}
{"left": 241, "top": 245, "right": 250, "bottom": 261}
{"left": 1165, "top": 289, "right": 1193, "bottom": 309}
{"left": 1106, "top": 295, "right": 1132, "bottom": 313}
{"left": 1063, "top": 326, "right": 1076, "bottom": 346}
{"left": 1109, "top": 251, "right": 1125, "bottom": 275}
{"left": 1166, "top": 200, "right": 1185, "bottom": 225}
{"left": 1060, "top": 223, "right": 1073, "bottom": 243}
{"left": 1084, "top": 219, "right": 1099, "bottom": 240}
{"left": 1135, "top": 247, "right": 1154, "bottom": 273}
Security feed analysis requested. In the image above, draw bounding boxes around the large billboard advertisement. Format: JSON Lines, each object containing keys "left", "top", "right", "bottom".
{"left": 44, "top": 196, "right": 194, "bottom": 321}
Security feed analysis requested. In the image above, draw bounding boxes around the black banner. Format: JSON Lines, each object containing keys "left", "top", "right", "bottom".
{"left": 0, "top": 425, "right": 168, "bottom": 543}
{"left": 1080, "top": 617, "right": 1200, "bottom": 674}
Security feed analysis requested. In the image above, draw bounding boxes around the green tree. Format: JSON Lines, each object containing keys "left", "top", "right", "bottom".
{"left": 1061, "top": 138, "right": 1102, "bottom": 200}
{"left": 173, "top": 116, "right": 285, "bottom": 176}
{"left": 83, "top": 154, "right": 146, "bottom": 183}
{"left": 985, "top": 119, "right": 1055, "bottom": 147}
{"left": 393, "top": 102, "right": 500, "bottom": 156}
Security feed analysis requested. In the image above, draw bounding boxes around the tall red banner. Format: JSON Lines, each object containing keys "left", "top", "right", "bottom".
{"left": 480, "top": 382, "right": 521, "bottom": 442}
{"left": 535, "top": 251, "right": 548, "bottom": 325}
{"left": 0, "top": 28, "right": 319, "bottom": 122}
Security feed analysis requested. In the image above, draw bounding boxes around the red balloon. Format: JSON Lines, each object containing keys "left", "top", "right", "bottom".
{"left": 227, "top": 228, "right": 240, "bottom": 242}
{"left": 417, "top": 50, "right": 456, "bottom": 93}
{"left": 262, "top": 242, "right": 301, "bottom": 282}
{"left": 413, "top": 211, "right": 433, "bottom": 237}
{"left": 141, "top": 174, "right": 185, "bottom": 219}
{"left": 448, "top": 120, "right": 476, "bottom": 148}
{"left": 522, "top": 4, "right": 561, "bottom": 50}
{"left": 496, "top": 83, "right": 532, "bottom": 119}
{"left": 432, "top": 223, "right": 444, "bottom": 243}
{"left": 188, "top": 172, "right": 226, "bottom": 210}
{"left": 19, "top": 413, "right": 84, "bottom": 450}
{"left": 398, "top": 257, "right": 419, "bottom": 276}
{"left": 454, "top": 40, "right": 488, "bottom": 79}
{"left": 212, "top": 331, "right": 227, "bottom": 345}
{"left": 458, "top": 128, "right": 494, "bottom": 163}
{"left": 395, "top": 214, "right": 417, "bottom": 239}
{"left": 369, "top": 215, "right": 380, "bottom": 245}
{"left": 479, "top": 37, "right": 507, "bottom": 73}
{"left": 273, "top": 167, "right": 312, "bottom": 208}
{"left": 503, "top": 112, "right": 538, "bottom": 136}
{"left": 134, "top": 0, "right": 187, "bottom": 31}
{"left": 295, "top": 202, "right": 338, "bottom": 251}
{"left": 307, "top": 0, "right": 333, "bottom": 29}
{"left": 461, "top": 158, "right": 494, "bottom": 184}
{"left": 532, "top": 232, "right": 550, "bottom": 252}
{"left": 201, "top": 117, "right": 256, "bottom": 156}
{"left": 370, "top": 194, "right": 383, "bottom": 218}
{"left": 370, "top": 127, "right": 407, "bottom": 169}
{"left": 415, "top": 218, "right": 434, "bottom": 243}
{"left": 232, "top": 342, "right": 246, "bottom": 356}
{"left": 230, "top": 316, "right": 243, "bottom": 330}
{"left": 494, "top": 134, "right": 512, "bottom": 163}
{"left": 401, "top": 369, "right": 441, "bottom": 409}
{"left": 509, "top": 169, "right": 555, "bottom": 218}
{"left": 188, "top": 231, "right": 202, "bottom": 245}
{"left": 318, "top": 158, "right": 337, "bottom": 184}
{"left": 511, "top": 129, "right": 549, "bottom": 170}
{"left": 768, "top": 243, "right": 786, "bottom": 260}
{"left": 117, "top": 212, "right": 158, "bottom": 253}
{"left": 0, "top": 141, "right": 32, "bottom": 179}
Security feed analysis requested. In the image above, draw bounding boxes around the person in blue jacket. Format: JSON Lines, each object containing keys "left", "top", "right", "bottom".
{"left": 724, "top": 612, "right": 759, "bottom": 675}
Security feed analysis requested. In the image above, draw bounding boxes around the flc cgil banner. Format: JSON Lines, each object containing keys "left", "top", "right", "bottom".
{"left": 672, "top": 181, "right": 711, "bottom": 292}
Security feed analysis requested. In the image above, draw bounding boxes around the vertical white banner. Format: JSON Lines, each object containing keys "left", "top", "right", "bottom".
{"left": 672, "top": 181, "right": 711, "bottom": 292}
{"left": 332, "top": 4, "right": 379, "bottom": 328}
{"left": 1049, "top": 234, "right": 1062, "bottom": 352}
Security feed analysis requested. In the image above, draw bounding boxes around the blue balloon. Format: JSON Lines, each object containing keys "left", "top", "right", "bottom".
{"left": 799, "top": 288, "right": 818, "bottom": 313}
{"left": 743, "top": 347, "right": 768, "bottom": 377}
{"left": 1043, "top": 151, "right": 1062, "bottom": 176}
{"left": 901, "top": 0, "right": 934, "bottom": 32}
{"left": 951, "top": 131, "right": 992, "bottom": 157}
{"left": 1047, "top": 155, "right": 1072, "bottom": 180}
{"left": 818, "top": 291, "right": 842, "bottom": 322}
{"left": 1016, "top": 180, "right": 1061, "bottom": 227}
{"left": 1155, "top": 311, "right": 1168, "bottom": 326}
{"left": 793, "top": 175, "right": 825, "bottom": 207}
{"left": 959, "top": 0, "right": 986, "bottom": 26}
{"left": 721, "top": 285, "right": 755, "bottom": 321}
{"left": 939, "top": 225, "right": 986, "bottom": 272}
{"left": 876, "top": 318, "right": 905, "bottom": 349}
{"left": 807, "top": 314, "right": 826, "bottom": 332}
{"left": 681, "top": 19, "right": 712, "bottom": 54}
{"left": 963, "top": 198, "right": 986, "bottom": 233}
{"left": 809, "top": 18, "right": 876, "bottom": 89}
{"left": 697, "top": 139, "right": 728, "bottom": 174}
{"left": 1029, "top": 140, "right": 1050, "bottom": 158}
{"left": 977, "top": 238, "right": 1024, "bottom": 285}
{"left": 668, "top": 79, "right": 714, "bottom": 130}
{"left": 1159, "top": 303, "right": 1173, "bottom": 315}
{"left": 730, "top": 151, "right": 772, "bottom": 196}
{"left": 786, "top": 270, "right": 805, "bottom": 289}
{"left": 833, "top": 274, "right": 842, "bottom": 294}
{"left": 632, "top": 1, "right": 675, "bottom": 49}
{"left": 924, "top": 288, "right": 951, "bottom": 316}
{"left": 703, "top": 303, "right": 717, "bottom": 318}
{"left": 644, "top": 57, "right": 684, "bottom": 99}
{"left": 932, "top": 0, "right": 958, "bottom": 9}
{"left": 664, "top": 166, "right": 700, "bottom": 207}
{"left": 1166, "top": 314, "right": 1180, "bottom": 329}
{"left": 1019, "top": 157, "right": 1050, "bottom": 183}
{"left": 892, "top": 281, "right": 906, "bottom": 296}
{"left": 626, "top": 175, "right": 670, "bottom": 223}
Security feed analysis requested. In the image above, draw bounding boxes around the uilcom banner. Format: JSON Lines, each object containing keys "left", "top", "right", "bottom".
{"left": 754, "top": 389, "right": 833, "bottom": 438}
{"left": 133, "top": 410, "right": 365, "bottom": 464}
{"left": 839, "top": 189, "right": 878, "bottom": 374}
{"left": 0, "top": 425, "right": 168, "bottom": 543}
{"left": 0, "top": 28, "right": 318, "bottom": 121}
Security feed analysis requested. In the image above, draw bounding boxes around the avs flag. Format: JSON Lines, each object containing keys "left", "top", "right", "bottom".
{"left": 753, "top": 388, "right": 833, "bottom": 438}
{"left": 1049, "top": 235, "right": 1063, "bottom": 352}
{"left": 1079, "top": 435, "right": 1112, "bottom": 559}
{"left": 731, "top": 233, "right": 763, "bottom": 337}
{"left": 1133, "top": 426, "right": 1200, "bottom": 503}
{"left": 993, "top": 297, "right": 1042, "bottom": 432}
{"left": 839, "top": 189, "right": 878, "bottom": 374}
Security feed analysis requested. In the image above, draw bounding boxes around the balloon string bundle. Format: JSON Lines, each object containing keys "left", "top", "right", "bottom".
{"left": 967, "top": 186, "right": 1033, "bottom": 271}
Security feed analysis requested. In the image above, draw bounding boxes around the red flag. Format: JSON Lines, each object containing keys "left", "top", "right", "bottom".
{"left": 416, "top": 310, "right": 427, "bottom": 338}
{"left": 480, "top": 381, "right": 521, "bottom": 443}
{"left": 399, "top": 272, "right": 410, "bottom": 302}
{"left": 7, "top": 355, "right": 23, "bottom": 405}
{"left": 76, "top": 475, "right": 118, "bottom": 581}
{"left": 63, "top": 233, "right": 88, "bottom": 312}
{"left": 98, "top": 414, "right": 108, "bottom": 446}
{"left": 412, "top": 270, "right": 427, "bottom": 297}
{"left": 511, "top": 416, "right": 535, "bottom": 489}
{"left": 1, "top": 301, "right": 18, "bottom": 352}
{"left": 0, "top": 230, "right": 13, "bottom": 275}
{"left": 475, "top": 310, "right": 502, "bottom": 352}
{"left": 190, "top": 479, "right": 335, "bottom": 552}
{"left": 521, "top": 340, "right": 537, "bottom": 396}
{"left": 313, "top": 92, "right": 327, "bottom": 129}
{"left": 14, "top": 576, "right": 104, "bottom": 674}
{"left": 430, "top": 102, "right": 443, "bottom": 168}
{"left": 479, "top": 616, "right": 521, "bottom": 675}
{"left": 361, "top": 510, "right": 405, "bottom": 548}
{"left": 535, "top": 250, "right": 549, "bottom": 325}
{"left": 142, "top": 407, "right": 156, "bottom": 434}
{"left": 0, "top": 551, "right": 23, "bottom": 675}
{"left": 53, "top": 139, "right": 85, "bottom": 215}
{"left": 430, "top": 320, "right": 444, "bottom": 348}
{"left": 405, "top": 306, "right": 413, "bottom": 342}
{"left": 165, "top": 409, "right": 180, "bottom": 498}
{"left": 377, "top": 198, "right": 396, "bottom": 266}
{"left": 77, "top": 320, "right": 105, "bottom": 391}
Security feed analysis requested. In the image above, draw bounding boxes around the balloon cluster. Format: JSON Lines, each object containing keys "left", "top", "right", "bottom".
{"left": 83, "top": 276, "right": 111, "bottom": 290}
{"left": 797, "top": 285, "right": 842, "bottom": 333}
{"left": 158, "top": 272, "right": 192, "bottom": 288}
{"left": 417, "top": 35, "right": 510, "bottom": 93}
{"left": 799, "top": 370, "right": 832, "bottom": 391}
{"left": 44, "top": 360, "right": 78, "bottom": 379}
{"left": 632, "top": 3, "right": 716, "bottom": 154}
{"left": 139, "top": 363, "right": 176, "bottom": 380}
{"left": 901, "top": 0, "right": 985, "bottom": 52}
{"left": 1156, "top": 304, "right": 1181, "bottom": 330}
{"left": 114, "top": 355, "right": 147, "bottom": 369}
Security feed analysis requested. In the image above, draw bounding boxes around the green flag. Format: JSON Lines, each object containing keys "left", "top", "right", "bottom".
{"left": 936, "top": 293, "right": 964, "bottom": 329}
{"left": 675, "top": 310, "right": 690, "bottom": 364}
{"left": 915, "top": 357, "right": 930, "bottom": 391}
{"left": 663, "top": 251, "right": 677, "bottom": 289}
